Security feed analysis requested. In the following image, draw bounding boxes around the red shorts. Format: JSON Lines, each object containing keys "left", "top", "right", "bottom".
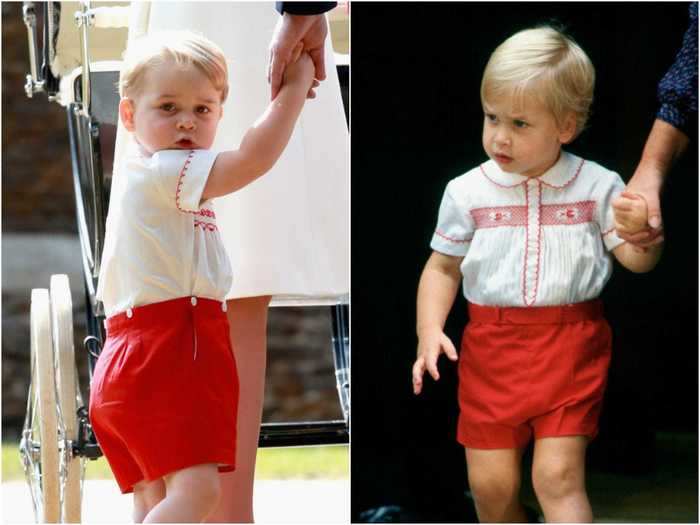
{"left": 457, "top": 300, "right": 611, "bottom": 449}
{"left": 89, "top": 297, "right": 238, "bottom": 493}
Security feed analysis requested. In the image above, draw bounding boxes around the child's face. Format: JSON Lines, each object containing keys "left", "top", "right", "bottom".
{"left": 482, "top": 92, "right": 575, "bottom": 178}
{"left": 120, "top": 61, "right": 223, "bottom": 155}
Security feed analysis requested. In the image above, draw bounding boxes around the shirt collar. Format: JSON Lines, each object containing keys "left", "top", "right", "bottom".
{"left": 480, "top": 150, "right": 583, "bottom": 189}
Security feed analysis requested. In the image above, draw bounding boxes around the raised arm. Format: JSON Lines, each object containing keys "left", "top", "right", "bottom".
{"left": 201, "top": 51, "right": 315, "bottom": 201}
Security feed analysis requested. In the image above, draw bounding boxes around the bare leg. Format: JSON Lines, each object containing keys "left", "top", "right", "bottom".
{"left": 465, "top": 447, "right": 529, "bottom": 523}
{"left": 532, "top": 436, "right": 592, "bottom": 523}
{"left": 143, "top": 464, "right": 221, "bottom": 523}
{"left": 205, "top": 296, "right": 272, "bottom": 523}
{"left": 133, "top": 478, "right": 166, "bottom": 523}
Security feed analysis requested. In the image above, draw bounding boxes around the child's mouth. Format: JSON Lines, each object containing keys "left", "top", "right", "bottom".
{"left": 176, "top": 139, "right": 194, "bottom": 148}
{"left": 494, "top": 153, "right": 513, "bottom": 164}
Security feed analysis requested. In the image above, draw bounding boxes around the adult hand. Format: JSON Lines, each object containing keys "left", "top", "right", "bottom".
{"left": 615, "top": 164, "right": 665, "bottom": 247}
{"left": 268, "top": 13, "right": 329, "bottom": 101}
{"left": 616, "top": 119, "right": 688, "bottom": 247}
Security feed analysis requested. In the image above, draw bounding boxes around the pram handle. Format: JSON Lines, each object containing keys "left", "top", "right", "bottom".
{"left": 81, "top": 5, "right": 130, "bottom": 29}
{"left": 22, "top": 2, "right": 44, "bottom": 98}
{"left": 74, "top": 3, "right": 128, "bottom": 117}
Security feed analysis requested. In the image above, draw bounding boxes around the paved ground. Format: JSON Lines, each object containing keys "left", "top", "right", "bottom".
{"left": 2, "top": 479, "right": 349, "bottom": 523}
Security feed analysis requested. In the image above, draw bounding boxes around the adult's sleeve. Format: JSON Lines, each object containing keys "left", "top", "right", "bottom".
{"left": 152, "top": 149, "right": 219, "bottom": 212}
{"left": 430, "top": 181, "right": 474, "bottom": 257}
{"left": 595, "top": 171, "right": 626, "bottom": 252}
{"left": 275, "top": 2, "right": 337, "bottom": 15}
{"left": 656, "top": 2, "right": 698, "bottom": 135}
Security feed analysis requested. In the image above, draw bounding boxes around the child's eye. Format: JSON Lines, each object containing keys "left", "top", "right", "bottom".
{"left": 197, "top": 106, "right": 210, "bottom": 114}
{"left": 485, "top": 113, "right": 498, "bottom": 123}
{"left": 513, "top": 119, "right": 528, "bottom": 129}
{"left": 160, "top": 103, "right": 175, "bottom": 112}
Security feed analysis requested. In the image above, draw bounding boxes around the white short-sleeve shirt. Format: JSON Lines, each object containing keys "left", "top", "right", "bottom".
{"left": 430, "top": 151, "right": 626, "bottom": 307}
{"left": 97, "top": 141, "right": 233, "bottom": 317}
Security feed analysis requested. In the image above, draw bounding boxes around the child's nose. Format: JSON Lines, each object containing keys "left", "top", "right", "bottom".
{"left": 177, "top": 117, "right": 195, "bottom": 130}
{"left": 494, "top": 128, "right": 511, "bottom": 146}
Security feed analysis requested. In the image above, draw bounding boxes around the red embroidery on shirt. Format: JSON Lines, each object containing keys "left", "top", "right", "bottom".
{"left": 539, "top": 158, "right": 585, "bottom": 189}
{"left": 602, "top": 227, "right": 616, "bottom": 237}
{"left": 529, "top": 186, "right": 543, "bottom": 307}
{"left": 471, "top": 201, "right": 596, "bottom": 230}
{"left": 522, "top": 183, "right": 530, "bottom": 305}
{"left": 471, "top": 206, "right": 527, "bottom": 229}
{"left": 194, "top": 220, "right": 218, "bottom": 232}
{"left": 435, "top": 229, "right": 472, "bottom": 244}
{"left": 540, "top": 201, "right": 596, "bottom": 226}
{"left": 175, "top": 150, "right": 197, "bottom": 214}
{"left": 196, "top": 209, "right": 216, "bottom": 219}
{"left": 479, "top": 164, "right": 521, "bottom": 188}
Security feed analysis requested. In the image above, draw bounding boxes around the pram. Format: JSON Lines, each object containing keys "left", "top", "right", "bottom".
{"left": 18, "top": 2, "right": 350, "bottom": 522}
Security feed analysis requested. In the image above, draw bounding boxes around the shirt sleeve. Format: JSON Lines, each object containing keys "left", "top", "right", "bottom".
{"left": 152, "top": 149, "right": 219, "bottom": 213}
{"left": 656, "top": 2, "right": 698, "bottom": 135}
{"left": 275, "top": 2, "right": 337, "bottom": 15}
{"left": 595, "top": 171, "right": 626, "bottom": 252}
{"left": 430, "top": 181, "right": 474, "bottom": 257}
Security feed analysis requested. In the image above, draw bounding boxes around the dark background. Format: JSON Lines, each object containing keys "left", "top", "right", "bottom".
{"left": 351, "top": 2, "right": 698, "bottom": 521}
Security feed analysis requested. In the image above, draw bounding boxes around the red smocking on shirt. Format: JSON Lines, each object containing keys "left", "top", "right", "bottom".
{"left": 471, "top": 205, "right": 528, "bottom": 229}
{"left": 540, "top": 200, "right": 596, "bottom": 226}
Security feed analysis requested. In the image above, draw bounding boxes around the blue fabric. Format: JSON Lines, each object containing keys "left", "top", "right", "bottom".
{"left": 656, "top": 2, "right": 698, "bottom": 134}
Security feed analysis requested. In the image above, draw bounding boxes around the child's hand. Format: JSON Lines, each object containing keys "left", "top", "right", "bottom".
{"left": 613, "top": 191, "right": 650, "bottom": 238}
{"left": 283, "top": 44, "right": 318, "bottom": 99}
{"left": 412, "top": 329, "right": 458, "bottom": 395}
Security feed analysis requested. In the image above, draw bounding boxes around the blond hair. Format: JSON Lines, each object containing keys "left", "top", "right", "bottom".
{"left": 120, "top": 30, "right": 228, "bottom": 102}
{"left": 481, "top": 26, "right": 595, "bottom": 137}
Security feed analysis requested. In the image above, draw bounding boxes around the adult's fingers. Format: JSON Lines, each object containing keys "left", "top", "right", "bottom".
{"left": 290, "top": 41, "right": 303, "bottom": 63}
{"left": 308, "top": 46, "right": 326, "bottom": 82}
{"left": 617, "top": 228, "right": 651, "bottom": 243}
{"left": 269, "top": 51, "right": 286, "bottom": 101}
{"left": 644, "top": 190, "right": 663, "bottom": 229}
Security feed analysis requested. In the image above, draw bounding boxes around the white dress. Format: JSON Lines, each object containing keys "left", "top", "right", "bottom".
{"left": 119, "top": 1, "right": 349, "bottom": 305}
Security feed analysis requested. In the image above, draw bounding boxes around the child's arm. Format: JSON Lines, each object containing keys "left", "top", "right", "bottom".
{"left": 611, "top": 191, "right": 663, "bottom": 273}
{"left": 613, "top": 241, "right": 662, "bottom": 273}
{"left": 412, "top": 251, "right": 463, "bottom": 395}
{"left": 201, "top": 50, "right": 315, "bottom": 200}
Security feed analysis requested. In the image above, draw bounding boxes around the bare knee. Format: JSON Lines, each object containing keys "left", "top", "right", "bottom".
{"left": 532, "top": 459, "right": 585, "bottom": 502}
{"left": 468, "top": 468, "right": 521, "bottom": 518}
{"left": 133, "top": 479, "right": 165, "bottom": 523}
{"left": 168, "top": 465, "right": 221, "bottom": 515}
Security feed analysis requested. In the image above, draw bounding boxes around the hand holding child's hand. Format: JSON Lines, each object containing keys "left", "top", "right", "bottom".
{"left": 613, "top": 191, "right": 652, "bottom": 238}
{"left": 412, "top": 329, "right": 458, "bottom": 395}
{"left": 283, "top": 44, "right": 319, "bottom": 99}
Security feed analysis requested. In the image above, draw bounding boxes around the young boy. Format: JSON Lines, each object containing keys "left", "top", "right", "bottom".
{"left": 89, "top": 31, "right": 315, "bottom": 523}
{"left": 412, "top": 27, "right": 660, "bottom": 523}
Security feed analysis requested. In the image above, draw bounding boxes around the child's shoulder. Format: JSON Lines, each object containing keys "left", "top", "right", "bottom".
{"left": 574, "top": 153, "right": 625, "bottom": 192}
{"left": 443, "top": 161, "right": 494, "bottom": 194}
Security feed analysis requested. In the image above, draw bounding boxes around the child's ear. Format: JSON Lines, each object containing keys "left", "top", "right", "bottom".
{"left": 119, "top": 98, "right": 136, "bottom": 132}
{"left": 559, "top": 113, "right": 577, "bottom": 144}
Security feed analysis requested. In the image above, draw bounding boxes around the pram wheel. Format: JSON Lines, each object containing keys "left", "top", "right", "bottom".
{"left": 20, "top": 289, "right": 60, "bottom": 523}
{"left": 20, "top": 276, "right": 84, "bottom": 523}
{"left": 50, "top": 275, "right": 84, "bottom": 523}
